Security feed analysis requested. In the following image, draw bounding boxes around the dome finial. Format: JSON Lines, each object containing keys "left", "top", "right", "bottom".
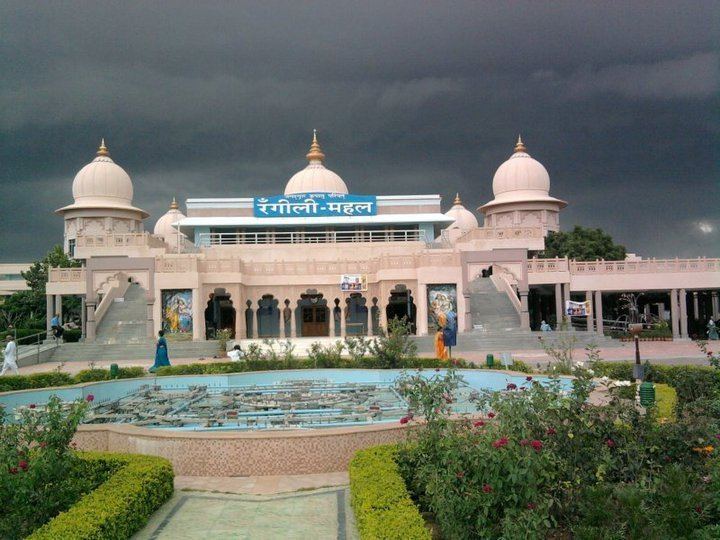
{"left": 170, "top": 197, "right": 179, "bottom": 210}
{"left": 514, "top": 134, "right": 526, "bottom": 154}
{"left": 97, "top": 138, "right": 109, "bottom": 157}
{"left": 306, "top": 129, "right": 325, "bottom": 162}
{"left": 454, "top": 192, "right": 462, "bottom": 205}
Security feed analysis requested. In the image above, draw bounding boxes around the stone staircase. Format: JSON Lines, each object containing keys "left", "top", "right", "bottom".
{"left": 412, "top": 277, "right": 620, "bottom": 353}
{"left": 95, "top": 283, "right": 147, "bottom": 344}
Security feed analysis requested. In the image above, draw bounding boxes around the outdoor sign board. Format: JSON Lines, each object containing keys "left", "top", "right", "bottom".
{"left": 254, "top": 192, "right": 377, "bottom": 218}
{"left": 565, "top": 300, "right": 591, "bottom": 317}
{"left": 340, "top": 274, "right": 368, "bottom": 292}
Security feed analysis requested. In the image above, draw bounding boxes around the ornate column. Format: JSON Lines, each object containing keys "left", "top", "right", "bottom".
{"left": 594, "top": 291, "right": 604, "bottom": 335}
{"left": 80, "top": 296, "right": 86, "bottom": 341}
{"left": 85, "top": 302, "right": 96, "bottom": 342}
{"left": 55, "top": 295, "right": 63, "bottom": 323}
{"left": 46, "top": 295, "right": 54, "bottom": 334}
{"left": 712, "top": 291, "right": 719, "bottom": 320}
{"left": 290, "top": 303, "right": 297, "bottom": 338}
{"left": 519, "top": 290, "right": 530, "bottom": 329}
{"left": 679, "top": 289, "right": 688, "bottom": 338}
{"left": 693, "top": 292, "right": 700, "bottom": 320}
{"left": 554, "top": 283, "right": 563, "bottom": 330}
{"left": 340, "top": 300, "right": 347, "bottom": 337}
{"left": 146, "top": 300, "right": 154, "bottom": 339}
{"left": 585, "top": 291, "right": 594, "bottom": 332}
{"left": 416, "top": 284, "right": 429, "bottom": 336}
{"left": 192, "top": 288, "right": 203, "bottom": 341}
{"left": 670, "top": 289, "right": 680, "bottom": 339}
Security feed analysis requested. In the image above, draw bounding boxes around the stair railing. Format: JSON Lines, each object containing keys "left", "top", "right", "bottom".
{"left": 94, "top": 279, "right": 132, "bottom": 329}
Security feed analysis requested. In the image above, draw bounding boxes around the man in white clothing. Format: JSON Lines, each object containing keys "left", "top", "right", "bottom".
{"left": 1, "top": 335, "right": 19, "bottom": 376}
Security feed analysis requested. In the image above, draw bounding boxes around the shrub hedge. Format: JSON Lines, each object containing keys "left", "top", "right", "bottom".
{"left": 0, "top": 367, "right": 146, "bottom": 393}
{"left": 28, "top": 452, "right": 174, "bottom": 540}
{"left": 349, "top": 445, "right": 430, "bottom": 540}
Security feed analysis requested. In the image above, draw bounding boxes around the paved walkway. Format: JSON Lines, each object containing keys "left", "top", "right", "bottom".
{"left": 134, "top": 486, "right": 358, "bottom": 540}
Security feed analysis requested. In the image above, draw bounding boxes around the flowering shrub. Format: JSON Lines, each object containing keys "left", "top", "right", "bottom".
{"left": 0, "top": 395, "right": 102, "bottom": 539}
{"left": 397, "top": 364, "right": 720, "bottom": 538}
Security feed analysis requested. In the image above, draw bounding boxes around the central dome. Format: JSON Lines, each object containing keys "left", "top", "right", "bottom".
{"left": 284, "top": 132, "right": 348, "bottom": 195}
{"left": 491, "top": 136, "right": 550, "bottom": 200}
{"left": 72, "top": 141, "right": 134, "bottom": 205}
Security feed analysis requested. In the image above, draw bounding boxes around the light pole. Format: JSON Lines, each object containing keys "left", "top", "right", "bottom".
{"left": 629, "top": 323, "right": 643, "bottom": 381}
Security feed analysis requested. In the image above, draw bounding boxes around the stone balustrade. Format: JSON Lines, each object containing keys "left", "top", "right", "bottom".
{"left": 527, "top": 257, "right": 720, "bottom": 275}
{"left": 76, "top": 232, "right": 166, "bottom": 249}
{"left": 459, "top": 226, "right": 543, "bottom": 242}
{"left": 48, "top": 267, "right": 86, "bottom": 282}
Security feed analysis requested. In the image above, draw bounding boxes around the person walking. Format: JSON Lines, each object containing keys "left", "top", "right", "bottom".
{"left": 1, "top": 335, "right": 19, "bottom": 376}
{"left": 50, "top": 313, "right": 63, "bottom": 341}
{"left": 149, "top": 330, "right": 171, "bottom": 373}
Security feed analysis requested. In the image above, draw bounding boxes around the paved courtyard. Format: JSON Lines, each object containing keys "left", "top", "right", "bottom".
{"left": 134, "top": 486, "right": 357, "bottom": 540}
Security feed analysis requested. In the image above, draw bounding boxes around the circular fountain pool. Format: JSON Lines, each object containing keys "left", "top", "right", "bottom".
{"left": 0, "top": 369, "right": 572, "bottom": 476}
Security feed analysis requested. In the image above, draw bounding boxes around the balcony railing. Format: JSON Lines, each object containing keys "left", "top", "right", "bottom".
{"left": 75, "top": 233, "right": 166, "bottom": 249}
{"left": 196, "top": 229, "right": 427, "bottom": 246}
{"left": 527, "top": 257, "right": 720, "bottom": 275}
{"left": 48, "top": 268, "right": 86, "bottom": 282}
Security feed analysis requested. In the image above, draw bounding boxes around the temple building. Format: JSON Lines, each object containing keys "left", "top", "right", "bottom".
{"left": 47, "top": 133, "right": 720, "bottom": 344}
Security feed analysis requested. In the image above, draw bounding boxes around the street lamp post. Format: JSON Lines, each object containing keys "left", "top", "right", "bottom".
{"left": 629, "top": 323, "right": 644, "bottom": 381}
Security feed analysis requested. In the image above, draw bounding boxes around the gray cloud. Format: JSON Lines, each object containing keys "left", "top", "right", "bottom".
{"left": 0, "top": 1, "right": 718, "bottom": 261}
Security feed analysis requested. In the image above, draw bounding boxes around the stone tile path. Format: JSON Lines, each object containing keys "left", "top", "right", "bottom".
{"left": 134, "top": 486, "right": 358, "bottom": 540}
{"left": 174, "top": 472, "right": 350, "bottom": 495}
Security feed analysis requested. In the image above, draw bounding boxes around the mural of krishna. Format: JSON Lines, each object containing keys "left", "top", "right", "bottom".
{"left": 162, "top": 289, "right": 193, "bottom": 334}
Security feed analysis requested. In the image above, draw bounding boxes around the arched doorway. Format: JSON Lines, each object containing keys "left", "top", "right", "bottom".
{"left": 204, "top": 288, "right": 236, "bottom": 339}
{"left": 386, "top": 284, "right": 417, "bottom": 334}
{"left": 345, "top": 293, "right": 368, "bottom": 335}
{"left": 295, "top": 289, "right": 330, "bottom": 337}
{"left": 257, "top": 295, "right": 281, "bottom": 338}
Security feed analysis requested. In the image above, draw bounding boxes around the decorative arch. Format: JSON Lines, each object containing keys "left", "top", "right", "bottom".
{"left": 295, "top": 289, "right": 330, "bottom": 337}
{"left": 257, "top": 294, "right": 281, "bottom": 338}
{"left": 386, "top": 284, "right": 417, "bottom": 334}
{"left": 204, "top": 287, "right": 236, "bottom": 339}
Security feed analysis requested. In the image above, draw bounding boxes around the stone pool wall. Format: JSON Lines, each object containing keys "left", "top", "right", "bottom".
{"left": 74, "top": 422, "right": 409, "bottom": 476}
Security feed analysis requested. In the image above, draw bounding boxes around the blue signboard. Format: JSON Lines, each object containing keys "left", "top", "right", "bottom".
{"left": 253, "top": 192, "right": 377, "bottom": 218}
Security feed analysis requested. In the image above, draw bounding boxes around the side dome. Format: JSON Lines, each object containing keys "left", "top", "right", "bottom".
{"left": 153, "top": 198, "right": 186, "bottom": 240}
{"left": 445, "top": 193, "right": 478, "bottom": 231}
{"left": 72, "top": 140, "right": 134, "bottom": 205}
{"left": 284, "top": 132, "right": 348, "bottom": 195}
{"left": 491, "top": 136, "right": 550, "bottom": 200}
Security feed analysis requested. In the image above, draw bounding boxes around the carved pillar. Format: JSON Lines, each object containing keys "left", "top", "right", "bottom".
{"left": 712, "top": 291, "right": 719, "bottom": 320}
{"left": 670, "top": 289, "right": 680, "bottom": 339}
{"left": 80, "top": 296, "right": 86, "bottom": 341}
{"left": 519, "top": 290, "right": 530, "bottom": 329}
{"left": 85, "top": 302, "right": 96, "bottom": 342}
{"left": 290, "top": 303, "right": 297, "bottom": 338}
{"left": 554, "top": 283, "right": 563, "bottom": 330}
{"left": 192, "top": 288, "right": 203, "bottom": 341}
{"left": 594, "top": 290, "right": 604, "bottom": 335}
{"left": 55, "top": 295, "right": 63, "bottom": 323}
{"left": 340, "top": 300, "right": 347, "bottom": 337}
{"left": 585, "top": 291, "right": 594, "bottom": 332}
{"left": 693, "top": 292, "right": 700, "bottom": 321}
{"left": 679, "top": 289, "right": 688, "bottom": 339}
{"left": 46, "top": 295, "right": 54, "bottom": 334}
{"left": 416, "top": 284, "right": 429, "bottom": 336}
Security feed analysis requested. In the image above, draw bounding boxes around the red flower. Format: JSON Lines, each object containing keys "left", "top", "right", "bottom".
{"left": 526, "top": 376, "right": 533, "bottom": 382}
{"left": 39, "top": 442, "right": 47, "bottom": 448}
{"left": 520, "top": 439, "right": 530, "bottom": 446}
{"left": 715, "top": 434, "right": 720, "bottom": 441}
{"left": 527, "top": 502, "right": 537, "bottom": 510}
{"left": 482, "top": 484, "right": 493, "bottom": 493}
{"left": 456, "top": 471, "right": 465, "bottom": 479}
{"left": 86, "top": 394, "right": 95, "bottom": 402}
{"left": 605, "top": 438, "right": 616, "bottom": 448}
{"left": 531, "top": 440, "right": 543, "bottom": 452}
{"left": 546, "top": 428, "right": 557, "bottom": 436}
{"left": 434, "top": 367, "right": 440, "bottom": 372}
{"left": 487, "top": 412, "right": 496, "bottom": 419}
{"left": 18, "top": 460, "right": 28, "bottom": 471}
{"left": 473, "top": 420, "right": 485, "bottom": 428}
{"left": 492, "top": 437, "right": 509, "bottom": 449}
{"left": 29, "top": 404, "right": 36, "bottom": 409}
{"left": 506, "top": 383, "right": 517, "bottom": 390}
{"left": 9, "top": 467, "right": 18, "bottom": 475}
{"left": 664, "top": 455, "right": 672, "bottom": 463}
{"left": 400, "top": 416, "right": 410, "bottom": 425}
{"left": 695, "top": 505, "right": 703, "bottom": 515}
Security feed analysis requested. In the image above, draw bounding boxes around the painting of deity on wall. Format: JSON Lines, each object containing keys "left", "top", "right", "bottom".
{"left": 427, "top": 284, "right": 457, "bottom": 330}
{"left": 162, "top": 289, "right": 193, "bottom": 334}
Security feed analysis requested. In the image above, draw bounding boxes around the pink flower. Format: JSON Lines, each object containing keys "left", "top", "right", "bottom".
{"left": 456, "top": 471, "right": 465, "bottom": 479}
{"left": 715, "top": 434, "right": 720, "bottom": 441}
{"left": 18, "top": 460, "right": 28, "bottom": 471}
{"left": 492, "top": 437, "right": 509, "bottom": 449}
{"left": 29, "top": 404, "right": 36, "bottom": 409}
{"left": 86, "top": 394, "right": 94, "bottom": 402}
{"left": 507, "top": 383, "right": 517, "bottom": 390}
{"left": 39, "top": 442, "right": 47, "bottom": 448}
{"left": 487, "top": 412, "right": 496, "bottom": 419}
{"left": 520, "top": 439, "right": 530, "bottom": 446}
{"left": 8, "top": 466, "right": 18, "bottom": 475}
{"left": 526, "top": 502, "right": 537, "bottom": 510}
{"left": 473, "top": 420, "right": 485, "bottom": 428}
{"left": 482, "top": 484, "right": 493, "bottom": 493}
{"left": 546, "top": 428, "right": 557, "bottom": 436}
{"left": 605, "top": 438, "right": 616, "bottom": 448}
{"left": 531, "top": 440, "right": 543, "bottom": 452}
{"left": 399, "top": 416, "right": 410, "bottom": 425}
{"left": 526, "top": 376, "right": 533, "bottom": 381}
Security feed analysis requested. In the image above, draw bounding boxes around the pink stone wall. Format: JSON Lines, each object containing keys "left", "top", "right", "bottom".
{"left": 74, "top": 423, "right": 409, "bottom": 476}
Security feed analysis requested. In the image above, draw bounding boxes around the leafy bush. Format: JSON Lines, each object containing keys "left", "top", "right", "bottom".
{"left": 307, "top": 341, "right": 346, "bottom": 367}
{"left": 0, "top": 367, "right": 147, "bottom": 393}
{"left": 28, "top": 452, "right": 174, "bottom": 540}
{"left": 1, "top": 328, "right": 46, "bottom": 340}
{"left": 368, "top": 317, "right": 418, "bottom": 368}
{"left": 349, "top": 445, "right": 430, "bottom": 540}
{"left": 62, "top": 329, "right": 82, "bottom": 343}
{"left": 0, "top": 395, "right": 93, "bottom": 539}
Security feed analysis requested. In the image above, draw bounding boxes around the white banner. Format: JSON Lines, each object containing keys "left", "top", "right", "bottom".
{"left": 565, "top": 300, "right": 591, "bottom": 317}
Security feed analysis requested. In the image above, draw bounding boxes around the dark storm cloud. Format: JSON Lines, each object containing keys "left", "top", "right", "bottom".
{"left": 1, "top": 1, "right": 718, "bottom": 260}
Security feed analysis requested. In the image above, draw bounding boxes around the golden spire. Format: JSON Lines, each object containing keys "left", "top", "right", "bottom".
{"left": 306, "top": 129, "right": 325, "bottom": 162}
{"left": 170, "top": 197, "right": 179, "bottom": 210}
{"left": 454, "top": 192, "right": 462, "bottom": 205}
{"left": 97, "top": 138, "right": 109, "bottom": 157}
{"left": 514, "top": 134, "right": 527, "bottom": 153}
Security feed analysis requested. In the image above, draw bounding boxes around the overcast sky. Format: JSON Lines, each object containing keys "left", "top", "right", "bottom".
{"left": 1, "top": 1, "right": 718, "bottom": 261}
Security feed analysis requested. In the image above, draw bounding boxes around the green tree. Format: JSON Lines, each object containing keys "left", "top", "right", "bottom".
{"left": 0, "top": 245, "right": 81, "bottom": 330}
{"left": 540, "top": 226, "right": 626, "bottom": 261}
